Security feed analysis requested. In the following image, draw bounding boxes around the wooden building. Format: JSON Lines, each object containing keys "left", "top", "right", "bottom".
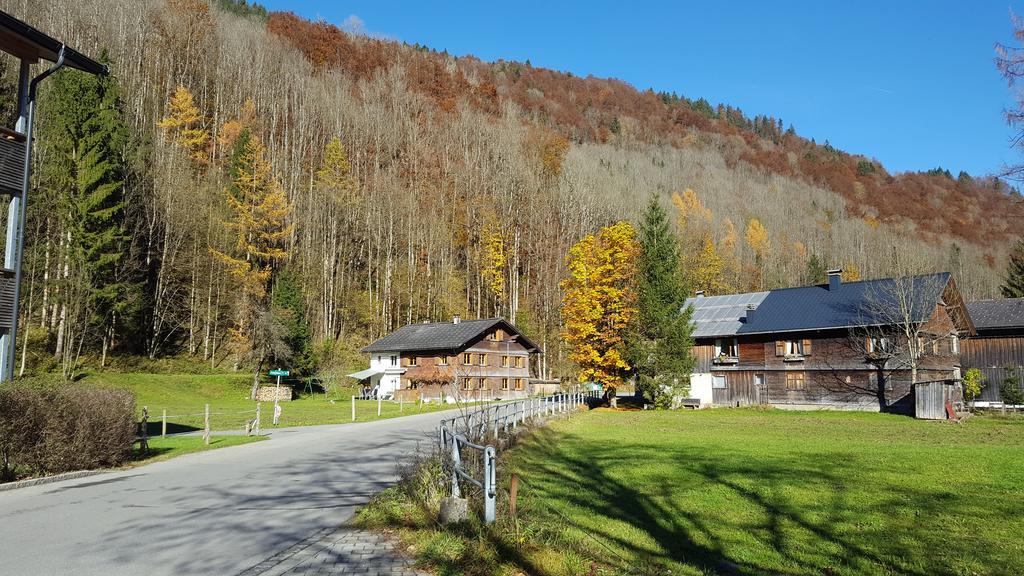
{"left": 962, "top": 298, "right": 1024, "bottom": 405}
{"left": 686, "top": 271, "right": 973, "bottom": 413}
{"left": 351, "top": 317, "right": 539, "bottom": 402}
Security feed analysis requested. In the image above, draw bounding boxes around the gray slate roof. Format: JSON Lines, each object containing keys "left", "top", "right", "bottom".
{"left": 965, "top": 298, "right": 1024, "bottom": 332}
{"left": 362, "top": 318, "right": 539, "bottom": 353}
{"left": 686, "top": 273, "right": 952, "bottom": 339}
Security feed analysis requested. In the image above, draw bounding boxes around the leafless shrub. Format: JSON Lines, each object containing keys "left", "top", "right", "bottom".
{"left": 0, "top": 385, "right": 135, "bottom": 480}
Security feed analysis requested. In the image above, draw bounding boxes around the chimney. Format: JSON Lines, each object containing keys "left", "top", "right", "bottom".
{"left": 695, "top": 290, "right": 705, "bottom": 298}
{"left": 746, "top": 303, "right": 756, "bottom": 322}
{"left": 452, "top": 315, "right": 461, "bottom": 325}
{"left": 827, "top": 268, "right": 843, "bottom": 291}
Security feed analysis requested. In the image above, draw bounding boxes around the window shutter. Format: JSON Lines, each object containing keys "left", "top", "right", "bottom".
{"left": 802, "top": 339, "right": 812, "bottom": 356}
{"left": 775, "top": 341, "right": 784, "bottom": 356}
{"left": 865, "top": 337, "right": 872, "bottom": 353}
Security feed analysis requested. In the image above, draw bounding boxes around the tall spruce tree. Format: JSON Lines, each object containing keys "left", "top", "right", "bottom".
{"left": 1002, "top": 238, "right": 1024, "bottom": 298}
{"left": 631, "top": 195, "right": 696, "bottom": 407}
{"left": 37, "top": 57, "right": 135, "bottom": 367}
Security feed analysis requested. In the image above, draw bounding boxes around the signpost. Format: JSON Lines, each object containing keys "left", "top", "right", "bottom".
{"left": 269, "top": 369, "right": 289, "bottom": 426}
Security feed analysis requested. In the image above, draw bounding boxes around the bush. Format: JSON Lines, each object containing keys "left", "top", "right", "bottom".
{"left": 0, "top": 384, "right": 136, "bottom": 481}
{"left": 1001, "top": 366, "right": 1024, "bottom": 406}
{"left": 963, "top": 368, "right": 986, "bottom": 402}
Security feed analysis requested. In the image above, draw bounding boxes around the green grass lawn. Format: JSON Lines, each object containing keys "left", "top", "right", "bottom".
{"left": 130, "top": 435, "right": 266, "bottom": 466}
{"left": 362, "top": 408, "right": 1024, "bottom": 576}
{"left": 61, "top": 372, "right": 453, "bottom": 433}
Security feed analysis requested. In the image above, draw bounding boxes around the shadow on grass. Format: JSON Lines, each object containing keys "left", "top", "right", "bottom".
{"left": 503, "top": 427, "right": 1013, "bottom": 576}
{"left": 142, "top": 421, "right": 201, "bottom": 436}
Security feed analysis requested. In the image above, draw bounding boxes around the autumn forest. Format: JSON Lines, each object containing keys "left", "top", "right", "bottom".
{"left": 2, "top": 0, "right": 1021, "bottom": 382}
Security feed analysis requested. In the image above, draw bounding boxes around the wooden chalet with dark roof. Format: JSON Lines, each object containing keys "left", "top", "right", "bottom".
{"left": 352, "top": 317, "right": 539, "bottom": 402}
{"left": 962, "top": 298, "right": 1024, "bottom": 405}
{"left": 685, "top": 270, "right": 974, "bottom": 412}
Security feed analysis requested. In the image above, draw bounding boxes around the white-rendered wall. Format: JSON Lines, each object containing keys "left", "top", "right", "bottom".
{"left": 691, "top": 373, "right": 713, "bottom": 407}
{"left": 368, "top": 352, "right": 403, "bottom": 396}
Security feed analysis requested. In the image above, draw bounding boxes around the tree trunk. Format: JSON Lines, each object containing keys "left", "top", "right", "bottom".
{"left": 250, "top": 353, "right": 266, "bottom": 400}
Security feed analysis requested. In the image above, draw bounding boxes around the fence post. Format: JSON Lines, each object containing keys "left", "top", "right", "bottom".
{"left": 203, "top": 403, "right": 210, "bottom": 445}
{"left": 351, "top": 394, "right": 356, "bottom": 421}
{"left": 400, "top": 396, "right": 404, "bottom": 412}
{"left": 139, "top": 406, "right": 149, "bottom": 454}
{"left": 161, "top": 408, "right": 167, "bottom": 438}
{"left": 377, "top": 395, "right": 382, "bottom": 417}
{"left": 510, "top": 473, "right": 519, "bottom": 518}
{"left": 255, "top": 402, "right": 261, "bottom": 436}
{"left": 450, "top": 433, "right": 462, "bottom": 499}
{"left": 484, "top": 446, "right": 496, "bottom": 524}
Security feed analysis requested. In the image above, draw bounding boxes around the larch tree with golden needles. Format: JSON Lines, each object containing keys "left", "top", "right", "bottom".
{"left": 560, "top": 221, "right": 640, "bottom": 392}
{"left": 212, "top": 128, "right": 294, "bottom": 398}
{"left": 156, "top": 85, "right": 209, "bottom": 164}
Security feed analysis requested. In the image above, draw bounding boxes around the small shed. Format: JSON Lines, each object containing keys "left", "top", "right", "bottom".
{"left": 914, "top": 380, "right": 961, "bottom": 420}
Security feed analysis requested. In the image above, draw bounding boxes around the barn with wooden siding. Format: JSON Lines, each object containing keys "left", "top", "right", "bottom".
{"left": 962, "top": 299, "right": 1024, "bottom": 405}
{"left": 686, "top": 271, "right": 973, "bottom": 413}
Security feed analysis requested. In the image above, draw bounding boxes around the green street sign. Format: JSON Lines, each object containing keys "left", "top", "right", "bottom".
{"left": 269, "top": 369, "right": 290, "bottom": 377}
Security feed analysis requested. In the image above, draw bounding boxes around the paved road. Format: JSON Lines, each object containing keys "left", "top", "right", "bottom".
{"left": 0, "top": 410, "right": 452, "bottom": 576}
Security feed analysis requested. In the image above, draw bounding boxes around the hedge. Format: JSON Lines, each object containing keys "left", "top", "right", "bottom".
{"left": 0, "top": 384, "right": 136, "bottom": 481}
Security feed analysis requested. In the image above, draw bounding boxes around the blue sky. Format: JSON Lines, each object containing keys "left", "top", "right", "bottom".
{"left": 261, "top": 1, "right": 1023, "bottom": 177}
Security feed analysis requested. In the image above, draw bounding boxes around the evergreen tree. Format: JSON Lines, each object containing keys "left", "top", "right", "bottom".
{"left": 631, "top": 195, "right": 695, "bottom": 407}
{"left": 37, "top": 57, "right": 136, "bottom": 366}
{"left": 805, "top": 254, "right": 827, "bottom": 285}
{"left": 1002, "top": 238, "right": 1024, "bottom": 298}
{"left": 271, "top": 270, "right": 313, "bottom": 375}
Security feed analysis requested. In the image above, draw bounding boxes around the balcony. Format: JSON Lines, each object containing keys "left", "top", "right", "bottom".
{"left": 783, "top": 354, "right": 806, "bottom": 363}
{"left": 712, "top": 355, "right": 739, "bottom": 365}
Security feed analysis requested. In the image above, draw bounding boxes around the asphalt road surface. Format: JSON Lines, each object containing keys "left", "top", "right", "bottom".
{"left": 0, "top": 409, "right": 452, "bottom": 576}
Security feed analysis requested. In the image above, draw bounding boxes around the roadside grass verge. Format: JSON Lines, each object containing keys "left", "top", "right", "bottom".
{"left": 359, "top": 409, "right": 1024, "bottom": 576}
{"left": 130, "top": 435, "right": 267, "bottom": 467}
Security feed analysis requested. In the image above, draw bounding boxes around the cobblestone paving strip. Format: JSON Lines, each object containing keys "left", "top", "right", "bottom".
{"left": 238, "top": 525, "right": 427, "bottom": 576}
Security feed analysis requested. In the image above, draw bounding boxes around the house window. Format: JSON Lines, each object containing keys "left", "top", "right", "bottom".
{"left": 515, "top": 356, "right": 524, "bottom": 368}
{"left": 463, "top": 353, "right": 472, "bottom": 364}
{"left": 715, "top": 338, "right": 738, "bottom": 358}
{"left": 478, "top": 353, "right": 488, "bottom": 366}
{"left": 501, "top": 378, "right": 510, "bottom": 390}
{"left": 390, "top": 355, "right": 397, "bottom": 366}
{"left": 951, "top": 334, "right": 960, "bottom": 355}
{"left": 405, "top": 356, "right": 418, "bottom": 367}
{"left": 784, "top": 340, "right": 804, "bottom": 356}
{"left": 754, "top": 374, "right": 765, "bottom": 387}
{"left": 437, "top": 356, "right": 448, "bottom": 366}
{"left": 712, "top": 375, "right": 727, "bottom": 389}
{"left": 501, "top": 355, "right": 510, "bottom": 367}
{"left": 869, "top": 337, "right": 893, "bottom": 354}
{"left": 515, "top": 378, "right": 526, "bottom": 390}
{"left": 463, "top": 377, "right": 472, "bottom": 390}
{"left": 786, "top": 372, "right": 806, "bottom": 391}
{"left": 494, "top": 329, "right": 505, "bottom": 341}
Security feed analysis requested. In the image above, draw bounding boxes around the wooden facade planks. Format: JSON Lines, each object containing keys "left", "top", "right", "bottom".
{"left": 960, "top": 336, "right": 1024, "bottom": 401}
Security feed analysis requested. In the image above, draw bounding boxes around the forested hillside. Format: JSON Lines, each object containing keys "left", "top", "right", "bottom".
{"left": 1, "top": 0, "right": 1019, "bottom": 380}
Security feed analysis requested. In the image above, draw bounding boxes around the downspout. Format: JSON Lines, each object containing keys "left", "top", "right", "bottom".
{"left": 1, "top": 46, "right": 66, "bottom": 380}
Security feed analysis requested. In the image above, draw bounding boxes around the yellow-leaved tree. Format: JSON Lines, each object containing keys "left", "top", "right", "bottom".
{"left": 745, "top": 217, "right": 770, "bottom": 289}
{"left": 212, "top": 129, "right": 294, "bottom": 398}
{"left": 691, "top": 234, "right": 731, "bottom": 295}
{"left": 560, "top": 221, "right": 639, "bottom": 391}
{"left": 157, "top": 85, "right": 209, "bottom": 164}
{"left": 479, "top": 223, "right": 507, "bottom": 314}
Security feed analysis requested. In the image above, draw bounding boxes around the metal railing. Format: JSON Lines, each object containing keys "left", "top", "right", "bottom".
{"left": 438, "top": 389, "right": 594, "bottom": 523}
